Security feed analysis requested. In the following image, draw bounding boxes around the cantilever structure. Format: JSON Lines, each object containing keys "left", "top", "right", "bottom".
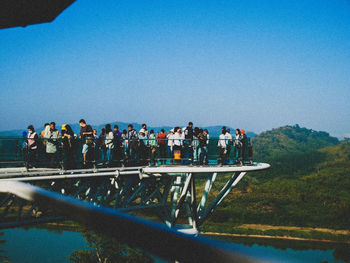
{"left": 0, "top": 163, "right": 269, "bottom": 262}
{"left": 0, "top": 163, "right": 270, "bottom": 232}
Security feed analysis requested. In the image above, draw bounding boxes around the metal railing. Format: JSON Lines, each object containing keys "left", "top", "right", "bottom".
{"left": 0, "top": 181, "right": 261, "bottom": 263}
{"left": 0, "top": 137, "right": 253, "bottom": 169}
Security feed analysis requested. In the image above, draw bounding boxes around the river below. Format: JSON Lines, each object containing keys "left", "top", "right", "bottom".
{"left": 1, "top": 227, "right": 349, "bottom": 262}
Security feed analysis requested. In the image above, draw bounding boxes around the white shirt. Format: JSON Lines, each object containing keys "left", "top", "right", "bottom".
{"left": 105, "top": 131, "right": 114, "bottom": 149}
{"left": 173, "top": 132, "right": 184, "bottom": 146}
{"left": 225, "top": 132, "right": 232, "bottom": 145}
{"left": 139, "top": 128, "right": 148, "bottom": 137}
{"left": 167, "top": 133, "right": 174, "bottom": 147}
{"left": 217, "top": 134, "right": 227, "bottom": 148}
{"left": 206, "top": 133, "right": 210, "bottom": 145}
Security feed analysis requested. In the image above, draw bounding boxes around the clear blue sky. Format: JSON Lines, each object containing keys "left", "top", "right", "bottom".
{"left": 1, "top": 0, "right": 349, "bottom": 137}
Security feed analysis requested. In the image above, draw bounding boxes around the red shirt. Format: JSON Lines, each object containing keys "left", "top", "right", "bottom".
{"left": 156, "top": 133, "right": 166, "bottom": 145}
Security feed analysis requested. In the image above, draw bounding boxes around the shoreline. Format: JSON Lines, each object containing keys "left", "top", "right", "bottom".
{"left": 44, "top": 222, "right": 350, "bottom": 244}
{"left": 201, "top": 232, "right": 350, "bottom": 244}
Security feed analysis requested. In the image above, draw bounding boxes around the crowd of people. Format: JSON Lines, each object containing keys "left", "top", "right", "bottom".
{"left": 22, "top": 120, "right": 251, "bottom": 169}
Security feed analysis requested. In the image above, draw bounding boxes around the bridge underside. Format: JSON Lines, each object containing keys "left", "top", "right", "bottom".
{"left": 0, "top": 163, "right": 269, "bottom": 233}
{"left": 0, "top": 0, "right": 75, "bottom": 29}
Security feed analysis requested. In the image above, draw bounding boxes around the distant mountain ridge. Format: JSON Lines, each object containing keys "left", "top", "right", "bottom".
{"left": 0, "top": 122, "right": 257, "bottom": 138}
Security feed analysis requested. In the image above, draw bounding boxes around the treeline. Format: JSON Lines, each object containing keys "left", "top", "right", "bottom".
{"left": 205, "top": 125, "right": 350, "bottom": 231}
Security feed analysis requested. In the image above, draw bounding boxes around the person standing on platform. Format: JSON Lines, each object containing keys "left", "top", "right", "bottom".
{"left": 104, "top": 124, "right": 114, "bottom": 167}
{"left": 27, "top": 125, "right": 38, "bottom": 168}
{"left": 46, "top": 122, "right": 60, "bottom": 168}
{"left": 233, "top": 129, "right": 242, "bottom": 165}
{"left": 183, "top": 122, "right": 194, "bottom": 164}
{"left": 192, "top": 127, "right": 200, "bottom": 164}
{"left": 225, "top": 129, "right": 233, "bottom": 165}
{"left": 203, "top": 129, "right": 209, "bottom": 164}
{"left": 98, "top": 128, "right": 106, "bottom": 166}
{"left": 156, "top": 129, "right": 167, "bottom": 164}
{"left": 38, "top": 123, "right": 49, "bottom": 167}
{"left": 217, "top": 127, "right": 227, "bottom": 165}
{"left": 79, "top": 119, "right": 93, "bottom": 167}
{"left": 127, "top": 124, "right": 138, "bottom": 165}
{"left": 139, "top": 124, "right": 149, "bottom": 137}
{"left": 61, "top": 124, "right": 76, "bottom": 170}
{"left": 138, "top": 131, "right": 148, "bottom": 165}
{"left": 167, "top": 129, "right": 175, "bottom": 164}
{"left": 198, "top": 129, "right": 207, "bottom": 165}
{"left": 240, "top": 129, "right": 247, "bottom": 165}
{"left": 173, "top": 127, "right": 184, "bottom": 164}
{"left": 148, "top": 130, "right": 157, "bottom": 165}
{"left": 113, "top": 125, "right": 123, "bottom": 166}
{"left": 122, "top": 129, "right": 128, "bottom": 166}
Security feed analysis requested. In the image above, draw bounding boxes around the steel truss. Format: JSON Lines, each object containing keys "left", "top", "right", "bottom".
{"left": 0, "top": 163, "right": 269, "bottom": 232}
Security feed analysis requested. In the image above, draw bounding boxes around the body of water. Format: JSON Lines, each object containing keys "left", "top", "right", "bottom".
{"left": 1, "top": 227, "right": 86, "bottom": 263}
{"left": 0, "top": 227, "right": 349, "bottom": 262}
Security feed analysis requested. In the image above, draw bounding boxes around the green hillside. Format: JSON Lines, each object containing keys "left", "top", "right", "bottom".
{"left": 204, "top": 141, "right": 350, "bottom": 231}
{"left": 252, "top": 124, "right": 339, "bottom": 161}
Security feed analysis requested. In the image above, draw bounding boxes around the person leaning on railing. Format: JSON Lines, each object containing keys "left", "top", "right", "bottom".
{"left": 233, "top": 128, "right": 242, "bottom": 165}
{"left": 192, "top": 127, "right": 200, "bottom": 164}
{"left": 173, "top": 127, "right": 184, "bottom": 164}
{"left": 45, "top": 122, "right": 60, "bottom": 168}
{"left": 156, "top": 129, "right": 167, "bottom": 165}
{"left": 198, "top": 128, "right": 208, "bottom": 165}
{"left": 167, "top": 129, "right": 175, "bottom": 164}
{"left": 61, "top": 124, "right": 76, "bottom": 170}
{"left": 217, "top": 126, "right": 227, "bottom": 165}
{"left": 26, "top": 125, "right": 38, "bottom": 168}
{"left": 127, "top": 124, "right": 138, "bottom": 165}
{"left": 183, "top": 122, "right": 194, "bottom": 164}
{"left": 121, "top": 129, "right": 128, "bottom": 165}
{"left": 104, "top": 124, "right": 114, "bottom": 167}
{"left": 138, "top": 131, "right": 148, "bottom": 165}
{"left": 225, "top": 129, "right": 233, "bottom": 165}
{"left": 113, "top": 125, "right": 123, "bottom": 166}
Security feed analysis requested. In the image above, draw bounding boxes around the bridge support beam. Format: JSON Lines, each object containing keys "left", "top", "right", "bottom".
{"left": 0, "top": 164, "right": 270, "bottom": 231}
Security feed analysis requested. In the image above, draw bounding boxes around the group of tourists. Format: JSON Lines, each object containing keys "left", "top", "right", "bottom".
{"left": 23, "top": 120, "right": 250, "bottom": 169}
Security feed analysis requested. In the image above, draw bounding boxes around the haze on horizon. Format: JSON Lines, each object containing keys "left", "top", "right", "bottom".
{"left": 0, "top": 1, "right": 349, "bottom": 138}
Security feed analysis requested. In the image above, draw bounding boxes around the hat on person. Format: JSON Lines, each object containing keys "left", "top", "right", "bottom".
{"left": 241, "top": 129, "right": 245, "bottom": 134}
{"left": 22, "top": 131, "right": 27, "bottom": 136}
{"left": 61, "top": 124, "right": 67, "bottom": 131}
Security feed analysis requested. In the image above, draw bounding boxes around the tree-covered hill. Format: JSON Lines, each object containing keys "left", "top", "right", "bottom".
{"left": 205, "top": 141, "right": 350, "bottom": 230}
{"left": 252, "top": 124, "right": 339, "bottom": 161}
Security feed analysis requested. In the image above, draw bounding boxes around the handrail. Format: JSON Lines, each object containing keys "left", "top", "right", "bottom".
{"left": 0, "top": 181, "right": 261, "bottom": 263}
{"left": 0, "top": 136, "right": 254, "bottom": 168}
